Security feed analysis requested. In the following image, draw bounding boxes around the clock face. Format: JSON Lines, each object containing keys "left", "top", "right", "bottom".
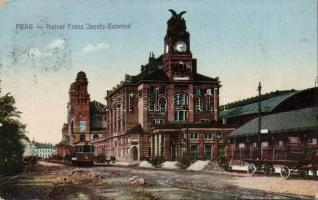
{"left": 174, "top": 41, "right": 187, "bottom": 52}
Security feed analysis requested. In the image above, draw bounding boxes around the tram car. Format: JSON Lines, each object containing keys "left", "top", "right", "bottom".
{"left": 226, "top": 106, "right": 318, "bottom": 179}
{"left": 71, "top": 144, "right": 95, "bottom": 166}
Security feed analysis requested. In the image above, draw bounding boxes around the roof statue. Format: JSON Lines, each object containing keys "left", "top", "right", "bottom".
{"left": 167, "top": 9, "right": 187, "bottom": 35}
{"left": 168, "top": 9, "right": 186, "bottom": 18}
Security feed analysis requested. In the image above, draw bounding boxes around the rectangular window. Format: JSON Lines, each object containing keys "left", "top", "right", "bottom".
{"left": 190, "top": 133, "right": 198, "bottom": 140}
{"left": 174, "top": 110, "right": 188, "bottom": 121}
{"left": 195, "top": 96, "right": 201, "bottom": 112}
{"left": 309, "top": 138, "right": 317, "bottom": 145}
{"left": 79, "top": 121, "right": 87, "bottom": 132}
{"left": 152, "top": 119, "right": 164, "bottom": 125}
{"left": 288, "top": 137, "right": 300, "bottom": 146}
{"left": 261, "top": 141, "right": 269, "bottom": 148}
{"left": 200, "top": 119, "right": 210, "bottom": 123}
{"left": 204, "top": 145, "right": 212, "bottom": 158}
{"left": 204, "top": 133, "right": 212, "bottom": 140}
{"left": 191, "top": 145, "right": 198, "bottom": 157}
{"left": 238, "top": 143, "right": 245, "bottom": 149}
{"left": 194, "top": 87, "right": 201, "bottom": 95}
{"left": 222, "top": 118, "right": 227, "bottom": 125}
{"left": 206, "top": 88, "right": 213, "bottom": 95}
{"left": 206, "top": 96, "right": 212, "bottom": 111}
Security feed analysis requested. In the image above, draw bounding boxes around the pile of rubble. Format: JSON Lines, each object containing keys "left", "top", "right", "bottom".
{"left": 160, "top": 161, "right": 180, "bottom": 170}
{"left": 138, "top": 161, "right": 154, "bottom": 168}
{"left": 204, "top": 161, "right": 225, "bottom": 172}
{"left": 55, "top": 169, "right": 103, "bottom": 185}
{"left": 187, "top": 160, "right": 209, "bottom": 171}
{"left": 129, "top": 176, "right": 145, "bottom": 185}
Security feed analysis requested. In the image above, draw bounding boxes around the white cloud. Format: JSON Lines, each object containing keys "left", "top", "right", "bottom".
{"left": 28, "top": 48, "right": 42, "bottom": 57}
{"left": 28, "top": 48, "right": 52, "bottom": 58}
{"left": 81, "top": 42, "right": 110, "bottom": 54}
{"left": 46, "top": 38, "right": 66, "bottom": 50}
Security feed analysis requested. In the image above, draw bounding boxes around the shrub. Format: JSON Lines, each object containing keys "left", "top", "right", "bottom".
{"left": 177, "top": 156, "right": 192, "bottom": 169}
{"left": 149, "top": 156, "right": 164, "bottom": 167}
{"left": 110, "top": 156, "right": 116, "bottom": 163}
{"left": 95, "top": 154, "right": 106, "bottom": 163}
{"left": 139, "top": 156, "right": 150, "bottom": 161}
{"left": 63, "top": 154, "right": 71, "bottom": 162}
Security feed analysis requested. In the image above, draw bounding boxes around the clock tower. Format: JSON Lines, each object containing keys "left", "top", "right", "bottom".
{"left": 163, "top": 9, "right": 194, "bottom": 80}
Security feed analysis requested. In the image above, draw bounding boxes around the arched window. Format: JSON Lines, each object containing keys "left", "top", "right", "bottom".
{"left": 93, "top": 134, "right": 99, "bottom": 139}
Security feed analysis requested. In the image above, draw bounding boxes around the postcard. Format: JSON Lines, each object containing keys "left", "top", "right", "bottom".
{"left": 0, "top": 0, "right": 317, "bottom": 199}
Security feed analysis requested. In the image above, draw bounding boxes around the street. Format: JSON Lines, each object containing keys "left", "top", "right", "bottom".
{"left": 1, "top": 161, "right": 317, "bottom": 200}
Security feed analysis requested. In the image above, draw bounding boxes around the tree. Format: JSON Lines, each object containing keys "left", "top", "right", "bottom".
{"left": 0, "top": 91, "right": 27, "bottom": 175}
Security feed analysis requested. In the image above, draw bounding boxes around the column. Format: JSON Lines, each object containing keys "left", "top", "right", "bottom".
{"left": 163, "top": 135, "right": 171, "bottom": 160}
{"left": 159, "top": 134, "right": 162, "bottom": 156}
{"left": 150, "top": 135, "right": 153, "bottom": 157}
{"left": 214, "top": 87, "right": 219, "bottom": 122}
{"left": 154, "top": 134, "right": 158, "bottom": 156}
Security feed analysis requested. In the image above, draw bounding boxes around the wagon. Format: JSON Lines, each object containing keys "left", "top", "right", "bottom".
{"left": 226, "top": 106, "right": 318, "bottom": 179}
{"left": 230, "top": 145, "right": 318, "bottom": 179}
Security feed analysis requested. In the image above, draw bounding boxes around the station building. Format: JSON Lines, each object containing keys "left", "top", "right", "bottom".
{"left": 91, "top": 10, "right": 234, "bottom": 162}
{"left": 221, "top": 87, "right": 318, "bottom": 161}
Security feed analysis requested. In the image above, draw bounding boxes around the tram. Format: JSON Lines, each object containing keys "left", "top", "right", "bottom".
{"left": 71, "top": 144, "right": 95, "bottom": 166}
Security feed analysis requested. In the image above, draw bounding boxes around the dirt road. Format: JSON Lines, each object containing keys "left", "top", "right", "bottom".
{"left": 0, "top": 161, "right": 316, "bottom": 200}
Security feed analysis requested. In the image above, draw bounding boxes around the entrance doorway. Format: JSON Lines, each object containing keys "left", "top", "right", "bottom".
{"left": 131, "top": 146, "right": 138, "bottom": 161}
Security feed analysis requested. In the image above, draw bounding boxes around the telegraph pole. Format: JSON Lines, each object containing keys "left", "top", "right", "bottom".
{"left": 257, "top": 82, "right": 262, "bottom": 159}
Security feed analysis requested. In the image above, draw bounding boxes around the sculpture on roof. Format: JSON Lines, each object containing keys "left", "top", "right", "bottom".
{"left": 167, "top": 9, "right": 187, "bottom": 35}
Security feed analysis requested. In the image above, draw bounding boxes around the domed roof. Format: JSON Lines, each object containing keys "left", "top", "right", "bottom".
{"left": 76, "top": 71, "right": 88, "bottom": 82}
{"left": 77, "top": 71, "right": 86, "bottom": 78}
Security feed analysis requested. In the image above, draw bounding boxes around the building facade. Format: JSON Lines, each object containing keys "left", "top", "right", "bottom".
{"left": 91, "top": 10, "right": 235, "bottom": 162}
{"left": 61, "top": 72, "right": 107, "bottom": 146}
{"left": 224, "top": 87, "right": 318, "bottom": 162}
{"left": 34, "top": 143, "right": 55, "bottom": 159}
{"left": 22, "top": 139, "right": 37, "bottom": 157}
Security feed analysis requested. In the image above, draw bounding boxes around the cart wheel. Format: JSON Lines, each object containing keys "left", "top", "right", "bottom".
{"left": 280, "top": 166, "right": 290, "bottom": 179}
{"left": 263, "top": 165, "right": 274, "bottom": 176}
{"left": 247, "top": 163, "right": 256, "bottom": 176}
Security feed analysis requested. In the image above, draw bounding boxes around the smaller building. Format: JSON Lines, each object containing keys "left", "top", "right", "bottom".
{"left": 34, "top": 143, "right": 55, "bottom": 159}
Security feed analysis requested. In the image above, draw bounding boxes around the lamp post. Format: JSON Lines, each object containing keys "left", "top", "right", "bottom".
{"left": 257, "top": 82, "right": 262, "bottom": 159}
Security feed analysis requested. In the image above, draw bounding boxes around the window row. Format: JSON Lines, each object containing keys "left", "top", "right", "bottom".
{"left": 190, "top": 133, "right": 217, "bottom": 140}
{"left": 190, "top": 144, "right": 213, "bottom": 158}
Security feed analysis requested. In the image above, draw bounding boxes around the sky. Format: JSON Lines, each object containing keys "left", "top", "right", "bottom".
{"left": 0, "top": 0, "right": 317, "bottom": 144}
